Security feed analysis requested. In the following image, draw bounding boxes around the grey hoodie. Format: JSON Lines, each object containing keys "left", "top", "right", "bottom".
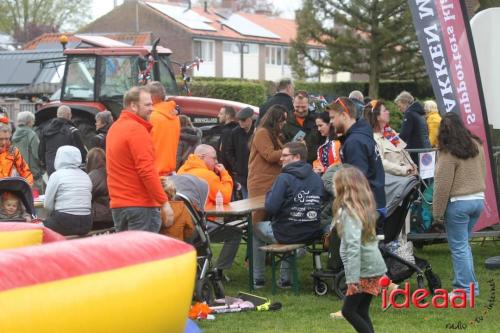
{"left": 44, "top": 145, "right": 92, "bottom": 215}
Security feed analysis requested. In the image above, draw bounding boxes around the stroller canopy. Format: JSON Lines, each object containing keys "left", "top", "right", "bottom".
{"left": 0, "top": 177, "right": 35, "bottom": 216}
{"left": 168, "top": 175, "right": 209, "bottom": 212}
{"left": 385, "top": 174, "right": 420, "bottom": 217}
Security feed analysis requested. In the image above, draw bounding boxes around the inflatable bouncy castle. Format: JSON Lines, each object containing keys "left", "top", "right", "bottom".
{"left": 0, "top": 228, "right": 196, "bottom": 333}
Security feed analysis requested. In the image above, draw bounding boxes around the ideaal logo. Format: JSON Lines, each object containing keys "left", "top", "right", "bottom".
{"left": 379, "top": 277, "right": 496, "bottom": 330}
{"left": 379, "top": 276, "right": 475, "bottom": 310}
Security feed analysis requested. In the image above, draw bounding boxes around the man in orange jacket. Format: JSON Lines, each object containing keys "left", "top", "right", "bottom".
{"left": 147, "top": 81, "right": 180, "bottom": 176}
{"left": 178, "top": 144, "right": 240, "bottom": 277}
{"left": 178, "top": 144, "right": 233, "bottom": 205}
{"left": 106, "top": 86, "right": 173, "bottom": 232}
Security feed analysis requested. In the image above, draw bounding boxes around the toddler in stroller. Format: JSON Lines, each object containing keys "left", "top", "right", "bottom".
{"left": 312, "top": 173, "right": 441, "bottom": 298}
{"left": 166, "top": 174, "right": 226, "bottom": 304}
{"left": 0, "top": 177, "right": 37, "bottom": 223}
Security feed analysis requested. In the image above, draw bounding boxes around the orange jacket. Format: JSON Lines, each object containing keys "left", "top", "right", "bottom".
{"left": 150, "top": 101, "right": 180, "bottom": 175}
{"left": 106, "top": 110, "right": 167, "bottom": 208}
{"left": 177, "top": 154, "right": 233, "bottom": 205}
{"left": 0, "top": 146, "right": 33, "bottom": 185}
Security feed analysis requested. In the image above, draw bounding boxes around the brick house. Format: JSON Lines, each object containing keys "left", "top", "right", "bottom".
{"left": 79, "top": 0, "right": 327, "bottom": 82}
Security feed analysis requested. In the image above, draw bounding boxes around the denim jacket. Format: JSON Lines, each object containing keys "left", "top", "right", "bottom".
{"left": 338, "top": 208, "right": 387, "bottom": 284}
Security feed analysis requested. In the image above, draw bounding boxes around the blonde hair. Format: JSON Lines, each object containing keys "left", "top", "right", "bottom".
{"left": 332, "top": 165, "right": 377, "bottom": 244}
{"left": 424, "top": 100, "right": 438, "bottom": 114}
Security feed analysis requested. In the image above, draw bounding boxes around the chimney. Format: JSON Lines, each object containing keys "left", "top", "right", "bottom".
{"left": 204, "top": 1, "right": 208, "bottom": 12}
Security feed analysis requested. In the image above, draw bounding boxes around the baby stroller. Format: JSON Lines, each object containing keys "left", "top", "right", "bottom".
{"left": 168, "top": 174, "right": 225, "bottom": 304}
{"left": 0, "top": 177, "right": 37, "bottom": 222}
{"left": 311, "top": 174, "right": 441, "bottom": 298}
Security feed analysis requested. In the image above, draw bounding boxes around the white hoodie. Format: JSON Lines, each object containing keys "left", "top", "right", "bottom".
{"left": 44, "top": 145, "right": 92, "bottom": 215}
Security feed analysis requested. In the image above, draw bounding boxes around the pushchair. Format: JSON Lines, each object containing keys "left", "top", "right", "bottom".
{"left": 311, "top": 174, "right": 441, "bottom": 298}
{"left": 168, "top": 174, "right": 225, "bottom": 304}
{"left": 0, "top": 177, "right": 37, "bottom": 222}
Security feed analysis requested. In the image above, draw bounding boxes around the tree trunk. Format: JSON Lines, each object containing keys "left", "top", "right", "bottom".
{"left": 368, "top": 50, "right": 380, "bottom": 98}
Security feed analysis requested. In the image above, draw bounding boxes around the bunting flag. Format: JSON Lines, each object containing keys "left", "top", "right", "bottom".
{"left": 408, "top": 0, "right": 499, "bottom": 229}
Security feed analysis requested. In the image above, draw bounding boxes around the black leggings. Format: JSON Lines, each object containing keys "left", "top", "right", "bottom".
{"left": 342, "top": 292, "right": 374, "bottom": 333}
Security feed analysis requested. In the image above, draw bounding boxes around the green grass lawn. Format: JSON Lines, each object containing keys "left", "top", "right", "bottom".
{"left": 197, "top": 241, "right": 500, "bottom": 333}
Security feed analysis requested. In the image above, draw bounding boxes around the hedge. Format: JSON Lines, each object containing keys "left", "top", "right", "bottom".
{"left": 185, "top": 80, "right": 267, "bottom": 106}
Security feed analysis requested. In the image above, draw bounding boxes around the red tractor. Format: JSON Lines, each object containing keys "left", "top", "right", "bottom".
{"left": 35, "top": 35, "right": 257, "bottom": 147}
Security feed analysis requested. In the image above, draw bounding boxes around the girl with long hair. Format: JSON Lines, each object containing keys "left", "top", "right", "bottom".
{"left": 433, "top": 112, "right": 485, "bottom": 297}
{"left": 332, "top": 165, "right": 386, "bottom": 333}
{"left": 313, "top": 112, "right": 341, "bottom": 174}
{"left": 363, "top": 100, "right": 416, "bottom": 176}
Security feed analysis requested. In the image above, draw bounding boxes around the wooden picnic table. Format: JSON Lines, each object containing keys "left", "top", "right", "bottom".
{"left": 205, "top": 194, "right": 266, "bottom": 291}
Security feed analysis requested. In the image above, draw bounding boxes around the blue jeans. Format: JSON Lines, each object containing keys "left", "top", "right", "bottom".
{"left": 112, "top": 207, "right": 161, "bottom": 233}
{"left": 252, "top": 221, "right": 291, "bottom": 282}
{"left": 445, "top": 199, "right": 484, "bottom": 296}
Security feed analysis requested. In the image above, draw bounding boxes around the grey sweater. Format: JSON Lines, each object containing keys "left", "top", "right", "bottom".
{"left": 338, "top": 208, "right": 387, "bottom": 284}
{"left": 44, "top": 145, "right": 92, "bottom": 215}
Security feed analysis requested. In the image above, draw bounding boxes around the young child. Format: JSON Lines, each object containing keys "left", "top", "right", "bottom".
{"left": 332, "top": 166, "right": 387, "bottom": 333}
{"left": 159, "top": 177, "right": 194, "bottom": 241}
{"left": 0, "top": 192, "right": 30, "bottom": 222}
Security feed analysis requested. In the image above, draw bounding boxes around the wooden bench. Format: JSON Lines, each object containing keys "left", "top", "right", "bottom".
{"left": 65, "top": 227, "right": 116, "bottom": 240}
{"left": 259, "top": 243, "right": 305, "bottom": 295}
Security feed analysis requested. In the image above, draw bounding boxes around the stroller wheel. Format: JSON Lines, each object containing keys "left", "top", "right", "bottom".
{"left": 195, "top": 277, "right": 214, "bottom": 305}
{"left": 333, "top": 270, "right": 347, "bottom": 300}
{"left": 425, "top": 267, "right": 442, "bottom": 293}
{"left": 212, "top": 278, "right": 225, "bottom": 300}
{"left": 416, "top": 274, "right": 425, "bottom": 290}
{"left": 313, "top": 279, "right": 329, "bottom": 296}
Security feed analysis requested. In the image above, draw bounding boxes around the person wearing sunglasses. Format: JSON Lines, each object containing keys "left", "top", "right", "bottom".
{"left": 328, "top": 97, "right": 386, "bottom": 232}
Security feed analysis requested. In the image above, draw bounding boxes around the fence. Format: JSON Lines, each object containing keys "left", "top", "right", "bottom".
{"left": 0, "top": 99, "right": 37, "bottom": 123}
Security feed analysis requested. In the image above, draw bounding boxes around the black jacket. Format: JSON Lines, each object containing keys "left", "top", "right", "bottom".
{"left": 89, "top": 124, "right": 111, "bottom": 150}
{"left": 399, "top": 101, "right": 431, "bottom": 164}
{"left": 282, "top": 114, "right": 321, "bottom": 163}
{"left": 217, "top": 121, "right": 238, "bottom": 172}
{"left": 259, "top": 92, "right": 294, "bottom": 122}
{"left": 340, "top": 119, "right": 386, "bottom": 210}
{"left": 38, "top": 117, "right": 87, "bottom": 175}
{"left": 265, "top": 161, "right": 324, "bottom": 244}
{"left": 225, "top": 124, "right": 255, "bottom": 186}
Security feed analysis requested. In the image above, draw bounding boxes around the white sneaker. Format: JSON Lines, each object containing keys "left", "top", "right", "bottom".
{"left": 329, "top": 311, "right": 344, "bottom": 320}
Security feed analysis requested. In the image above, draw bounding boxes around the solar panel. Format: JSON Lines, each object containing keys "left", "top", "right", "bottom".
{"left": 218, "top": 14, "right": 280, "bottom": 39}
{"left": 146, "top": 2, "right": 217, "bottom": 31}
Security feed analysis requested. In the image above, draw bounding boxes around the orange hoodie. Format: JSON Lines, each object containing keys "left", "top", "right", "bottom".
{"left": 106, "top": 110, "right": 167, "bottom": 208}
{"left": 150, "top": 101, "right": 180, "bottom": 175}
{"left": 177, "top": 154, "right": 233, "bottom": 205}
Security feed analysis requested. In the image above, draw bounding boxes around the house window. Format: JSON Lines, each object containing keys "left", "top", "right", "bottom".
{"left": 193, "top": 40, "right": 214, "bottom": 62}
{"left": 266, "top": 46, "right": 289, "bottom": 66}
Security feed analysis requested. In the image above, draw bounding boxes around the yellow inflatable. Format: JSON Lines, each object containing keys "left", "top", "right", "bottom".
{"left": 0, "top": 231, "right": 196, "bottom": 333}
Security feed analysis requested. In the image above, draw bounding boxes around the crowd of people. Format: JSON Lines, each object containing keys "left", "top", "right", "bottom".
{"left": 0, "top": 77, "right": 487, "bottom": 333}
